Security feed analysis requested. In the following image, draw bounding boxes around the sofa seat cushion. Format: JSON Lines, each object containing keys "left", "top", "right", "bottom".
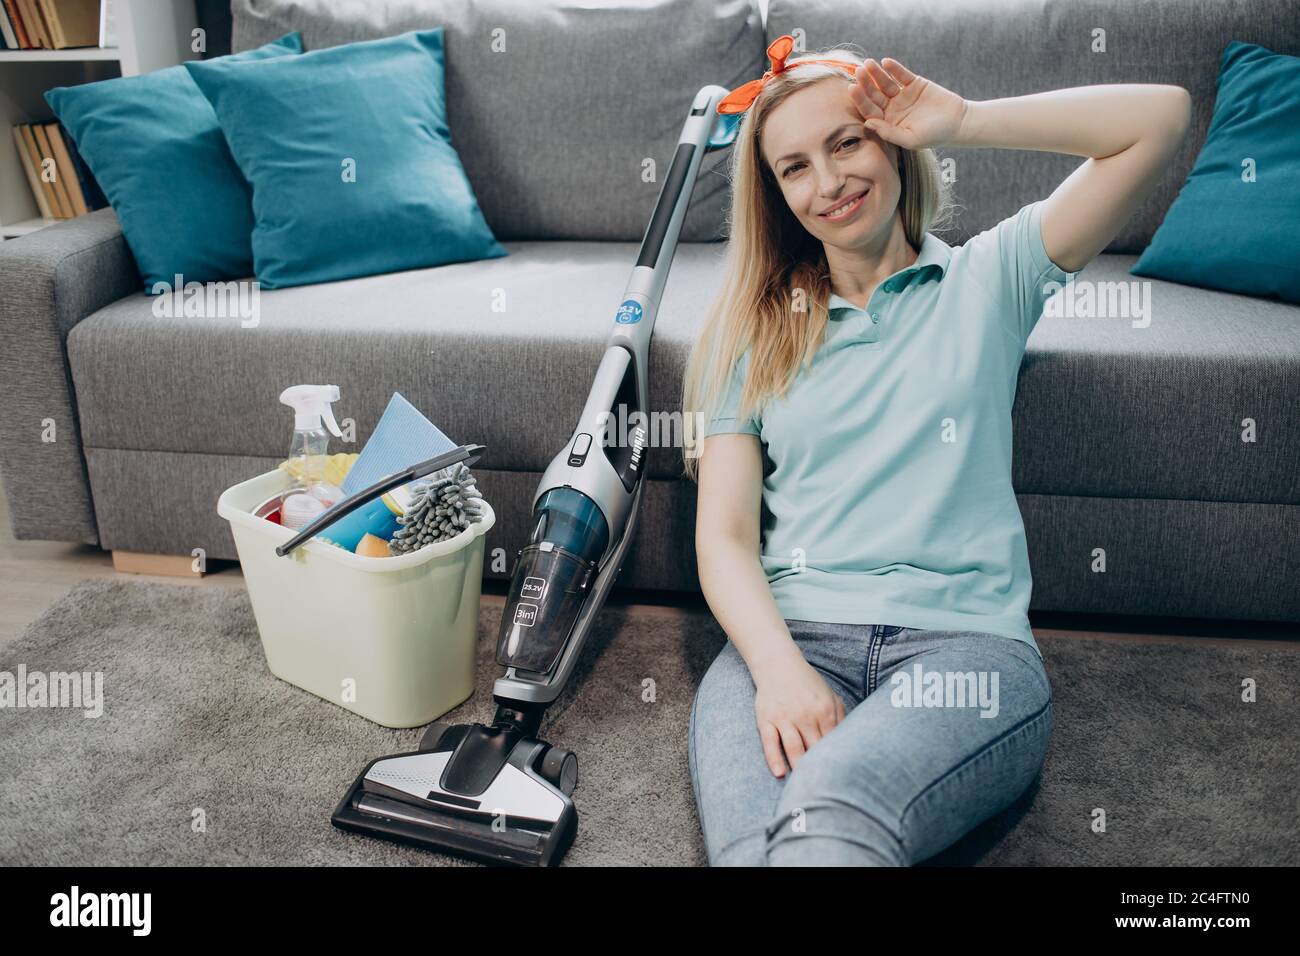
{"left": 66, "top": 249, "right": 1300, "bottom": 503}
{"left": 67, "top": 240, "right": 729, "bottom": 484}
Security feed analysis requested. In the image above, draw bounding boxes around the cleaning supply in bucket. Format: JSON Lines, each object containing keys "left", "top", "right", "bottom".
{"left": 355, "top": 533, "right": 394, "bottom": 558}
{"left": 389, "top": 461, "right": 485, "bottom": 554}
{"left": 279, "top": 385, "right": 347, "bottom": 530}
{"left": 315, "top": 461, "right": 484, "bottom": 556}
{"left": 340, "top": 392, "right": 457, "bottom": 495}
{"left": 311, "top": 483, "right": 414, "bottom": 552}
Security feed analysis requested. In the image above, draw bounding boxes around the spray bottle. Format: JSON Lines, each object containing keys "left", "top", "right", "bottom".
{"left": 279, "top": 384, "right": 346, "bottom": 531}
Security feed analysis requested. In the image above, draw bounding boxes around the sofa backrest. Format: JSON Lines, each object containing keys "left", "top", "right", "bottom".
{"left": 231, "top": 0, "right": 766, "bottom": 242}
{"left": 769, "top": 0, "right": 1300, "bottom": 252}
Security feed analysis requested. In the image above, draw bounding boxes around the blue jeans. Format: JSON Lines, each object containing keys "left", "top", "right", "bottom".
{"left": 688, "top": 620, "right": 1053, "bottom": 866}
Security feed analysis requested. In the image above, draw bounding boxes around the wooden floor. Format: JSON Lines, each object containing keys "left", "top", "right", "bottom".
{"left": 1, "top": 475, "right": 1296, "bottom": 653}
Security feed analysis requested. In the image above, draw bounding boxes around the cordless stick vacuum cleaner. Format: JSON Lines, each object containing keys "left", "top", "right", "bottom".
{"left": 328, "top": 86, "right": 741, "bottom": 867}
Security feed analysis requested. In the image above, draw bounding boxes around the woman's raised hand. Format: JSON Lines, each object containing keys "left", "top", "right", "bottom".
{"left": 850, "top": 57, "right": 969, "bottom": 150}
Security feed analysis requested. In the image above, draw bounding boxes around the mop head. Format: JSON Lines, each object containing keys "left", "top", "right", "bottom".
{"left": 389, "top": 462, "right": 485, "bottom": 555}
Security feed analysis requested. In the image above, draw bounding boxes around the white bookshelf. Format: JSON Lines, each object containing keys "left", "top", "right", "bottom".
{"left": 1, "top": 0, "right": 198, "bottom": 240}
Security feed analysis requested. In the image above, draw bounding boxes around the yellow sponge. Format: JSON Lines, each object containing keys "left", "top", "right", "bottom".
{"left": 355, "top": 533, "right": 393, "bottom": 558}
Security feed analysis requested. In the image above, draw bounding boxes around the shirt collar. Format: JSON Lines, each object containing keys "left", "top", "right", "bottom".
{"left": 827, "top": 232, "right": 952, "bottom": 317}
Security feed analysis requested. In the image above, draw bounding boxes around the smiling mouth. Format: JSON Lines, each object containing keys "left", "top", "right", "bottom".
{"left": 818, "top": 189, "right": 869, "bottom": 221}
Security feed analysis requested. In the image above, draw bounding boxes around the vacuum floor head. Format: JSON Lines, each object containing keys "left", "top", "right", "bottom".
{"left": 332, "top": 722, "right": 577, "bottom": 867}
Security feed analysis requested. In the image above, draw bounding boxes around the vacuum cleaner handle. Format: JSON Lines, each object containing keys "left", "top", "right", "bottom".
{"left": 274, "top": 443, "right": 486, "bottom": 557}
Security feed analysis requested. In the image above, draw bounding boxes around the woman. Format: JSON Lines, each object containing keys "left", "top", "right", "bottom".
{"left": 681, "top": 36, "right": 1189, "bottom": 866}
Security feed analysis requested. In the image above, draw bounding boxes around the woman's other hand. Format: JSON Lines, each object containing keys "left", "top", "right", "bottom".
{"left": 753, "top": 656, "right": 847, "bottom": 777}
{"left": 850, "top": 57, "right": 969, "bottom": 150}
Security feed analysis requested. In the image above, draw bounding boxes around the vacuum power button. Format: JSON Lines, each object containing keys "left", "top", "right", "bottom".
{"left": 568, "top": 433, "right": 592, "bottom": 466}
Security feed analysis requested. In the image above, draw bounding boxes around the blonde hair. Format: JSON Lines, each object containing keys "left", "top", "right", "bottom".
{"left": 680, "top": 46, "right": 954, "bottom": 482}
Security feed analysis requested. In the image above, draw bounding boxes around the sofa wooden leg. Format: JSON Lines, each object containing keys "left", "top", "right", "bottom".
{"left": 111, "top": 550, "right": 205, "bottom": 578}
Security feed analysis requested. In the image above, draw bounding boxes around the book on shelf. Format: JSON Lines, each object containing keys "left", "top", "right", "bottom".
{"left": 10, "top": 120, "right": 108, "bottom": 220}
{"left": 15, "top": 124, "right": 59, "bottom": 216}
{"left": 2, "top": 0, "right": 102, "bottom": 50}
{"left": 43, "top": 123, "right": 91, "bottom": 214}
{"left": 41, "top": 0, "right": 100, "bottom": 49}
{"left": 13, "top": 0, "right": 46, "bottom": 48}
{"left": 29, "top": 124, "right": 72, "bottom": 216}
{"left": 0, "top": 1, "right": 20, "bottom": 49}
{"left": 57, "top": 120, "right": 106, "bottom": 209}
{"left": 3, "top": 1, "right": 28, "bottom": 47}
{"left": 3, "top": 1, "right": 29, "bottom": 48}
{"left": 12, "top": 125, "right": 53, "bottom": 218}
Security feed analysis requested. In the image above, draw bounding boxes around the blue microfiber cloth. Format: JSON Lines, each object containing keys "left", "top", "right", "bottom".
{"left": 341, "top": 392, "right": 458, "bottom": 495}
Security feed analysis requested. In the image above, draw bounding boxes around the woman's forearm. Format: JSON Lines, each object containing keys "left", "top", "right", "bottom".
{"left": 949, "top": 84, "right": 1191, "bottom": 159}
{"left": 697, "top": 539, "right": 804, "bottom": 681}
{"left": 853, "top": 59, "right": 1191, "bottom": 268}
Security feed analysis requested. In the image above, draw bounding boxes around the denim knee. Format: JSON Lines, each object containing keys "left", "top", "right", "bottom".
{"left": 764, "top": 749, "right": 908, "bottom": 866}
{"left": 715, "top": 830, "right": 768, "bottom": 867}
{"left": 765, "top": 800, "right": 907, "bottom": 866}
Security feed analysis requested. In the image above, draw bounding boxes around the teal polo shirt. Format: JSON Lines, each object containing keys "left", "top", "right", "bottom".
{"left": 705, "top": 200, "right": 1079, "bottom": 660}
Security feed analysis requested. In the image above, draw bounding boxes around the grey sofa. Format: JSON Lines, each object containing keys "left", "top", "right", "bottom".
{"left": 2, "top": 0, "right": 1297, "bottom": 628}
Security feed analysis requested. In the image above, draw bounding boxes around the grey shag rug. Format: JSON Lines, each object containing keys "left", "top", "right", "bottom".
{"left": 1, "top": 579, "right": 1296, "bottom": 866}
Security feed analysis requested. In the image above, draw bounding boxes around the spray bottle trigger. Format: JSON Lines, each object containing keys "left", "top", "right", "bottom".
{"left": 321, "top": 398, "right": 343, "bottom": 439}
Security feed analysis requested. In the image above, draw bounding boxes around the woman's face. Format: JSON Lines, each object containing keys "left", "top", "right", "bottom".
{"left": 760, "top": 76, "right": 901, "bottom": 247}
